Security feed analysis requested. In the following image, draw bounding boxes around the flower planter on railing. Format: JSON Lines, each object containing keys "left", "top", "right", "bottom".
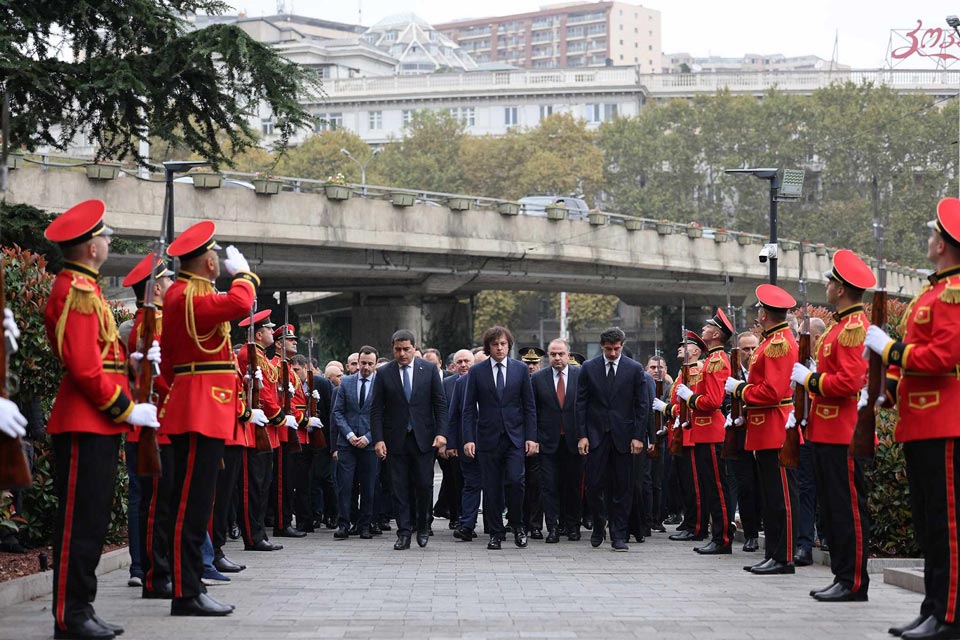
{"left": 686, "top": 227, "right": 703, "bottom": 239}
{"left": 625, "top": 218, "right": 644, "bottom": 231}
{"left": 497, "top": 202, "right": 520, "bottom": 216}
{"left": 588, "top": 212, "right": 608, "bottom": 226}
{"left": 391, "top": 192, "right": 416, "bottom": 207}
{"left": 85, "top": 162, "right": 121, "bottom": 180}
{"left": 714, "top": 231, "right": 728, "bottom": 243}
{"left": 324, "top": 184, "right": 352, "bottom": 200}
{"left": 447, "top": 197, "right": 472, "bottom": 211}
{"left": 6, "top": 153, "right": 24, "bottom": 170}
{"left": 737, "top": 234, "right": 753, "bottom": 246}
{"left": 252, "top": 178, "right": 283, "bottom": 195}
{"left": 546, "top": 204, "right": 567, "bottom": 220}
{"left": 655, "top": 222, "right": 672, "bottom": 235}
{"left": 815, "top": 244, "right": 827, "bottom": 257}
{"left": 190, "top": 172, "right": 222, "bottom": 189}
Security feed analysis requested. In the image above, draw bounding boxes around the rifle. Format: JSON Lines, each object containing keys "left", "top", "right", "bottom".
{"left": 647, "top": 314, "right": 663, "bottom": 460}
{"left": 670, "top": 299, "right": 689, "bottom": 457}
{"left": 306, "top": 337, "right": 327, "bottom": 449}
{"left": 781, "top": 245, "right": 807, "bottom": 469}
{"left": 247, "top": 301, "right": 272, "bottom": 453}
{"left": 280, "top": 292, "right": 301, "bottom": 453}
{"left": 134, "top": 253, "right": 163, "bottom": 477}
{"left": 0, "top": 89, "right": 31, "bottom": 490}
{"left": 850, "top": 217, "right": 886, "bottom": 458}
{"left": 721, "top": 275, "right": 741, "bottom": 460}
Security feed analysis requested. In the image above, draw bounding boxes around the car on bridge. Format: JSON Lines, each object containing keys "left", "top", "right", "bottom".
{"left": 518, "top": 195, "right": 591, "bottom": 221}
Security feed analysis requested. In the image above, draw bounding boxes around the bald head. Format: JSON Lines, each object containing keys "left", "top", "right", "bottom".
{"left": 452, "top": 349, "right": 474, "bottom": 376}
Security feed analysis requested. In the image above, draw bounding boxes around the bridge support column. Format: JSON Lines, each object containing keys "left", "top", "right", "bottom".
{"left": 351, "top": 295, "right": 471, "bottom": 355}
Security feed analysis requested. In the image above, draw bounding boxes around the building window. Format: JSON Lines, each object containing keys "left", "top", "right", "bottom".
{"left": 261, "top": 117, "right": 274, "bottom": 136}
{"left": 448, "top": 107, "right": 475, "bottom": 127}
{"left": 369, "top": 111, "right": 382, "bottom": 130}
{"left": 315, "top": 113, "right": 342, "bottom": 131}
{"left": 585, "top": 104, "right": 617, "bottom": 123}
{"left": 539, "top": 105, "right": 553, "bottom": 120}
{"left": 604, "top": 104, "right": 618, "bottom": 120}
{"left": 402, "top": 110, "right": 414, "bottom": 126}
{"left": 504, "top": 106, "right": 519, "bottom": 126}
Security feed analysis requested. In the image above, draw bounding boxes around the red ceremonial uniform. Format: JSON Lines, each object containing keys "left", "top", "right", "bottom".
{"left": 734, "top": 321, "right": 798, "bottom": 451}
{"left": 803, "top": 304, "right": 870, "bottom": 445}
{"left": 236, "top": 345, "right": 284, "bottom": 448}
{"left": 270, "top": 356, "right": 306, "bottom": 443}
{"left": 667, "top": 363, "right": 700, "bottom": 447}
{"left": 686, "top": 347, "right": 729, "bottom": 444}
{"left": 127, "top": 305, "right": 172, "bottom": 445}
{"left": 226, "top": 356, "right": 252, "bottom": 448}
{"left": 158, "top": 269, "right": 259, "bottom": 438}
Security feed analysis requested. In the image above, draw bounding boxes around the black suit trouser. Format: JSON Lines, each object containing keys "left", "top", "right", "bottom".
{"left": 389, "top": 432, "right": 435, "bottom": 536}
{"left": 459, "top": 454, "right": 483, "bottom": 531}
{"left": 140, "top": 444, "right": 174, "bottom": 591}
{"left": 480, "top": 432, "right": 525, "bottom": 538}
{"left": 435, "top": 454, "right": 462, "bottom": 522}
{"left": 270, "top": 443, "right": 296, "bottom": 532}
{"left": 51, "top": 433, "right": 120, "bottom": 632}
{"left": 523, "top": 454, "right": 543, "bottom": 531}
{"left": 291, "top": 447, "right": 314, "bottom": 529}
{"left": 695, "top": 442, "right": 732, "bottom": 546}
{"left": 754, "top": 448, "right": 798, "bottom": 564}
{"left": 238, "top": 448, "right": 273, "bottom": 546}
{"left": 540, "top": 439, "right": 583, "bottom": 532}
{"left": 812, "top": 442, "right": 870, "bottom": 595}
{"left": 585, "top": 432, "right": 634, "bottom": 543}
{"left": 212, "top": 445, "right": 243, "bottom": 552}
{"left": 168, "top": 433, "right": 223, "bottom": 600}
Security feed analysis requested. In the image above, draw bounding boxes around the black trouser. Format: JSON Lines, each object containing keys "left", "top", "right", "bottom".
{"left": 140, "top": 444, "right": 174, "bottom": 592}
{"left": 51, "top": 433, "right": 120, "bottom": 632}
{"left": 541, "top": 439, "right": 583, "bottom": 533}
{"left": 904, "top": 439, "right": 960, "bottom": 623}
{"left": 270, "top": 443, "right": 295, "bottom": 532}
{"left": 310, "top": 447, "right": 338, "bottom": 522}
{"left": 796, "top": 442, "right": 818, "bottom": 553}
{"left": 585, "top": 432, "right": 634, "bottom": 543}
{"left": 239, "top": 448, "right": 273, "bottom": 547}
{"left": 649, "top": 448, "right": 664, "bottom": 525}
{"left": 168, "top": 433, "right": 224, "bottom": 600}
{"left": 695, "top": 442, "right": 732, "bottom": 546}
{"left": 291, "top": 447, "right": 314, "bottom": 530}
{"left": 628, "top": 448, "right": 650, "bottom": 539}
{"left": 435, "top": 454, "right": 462, "bottom": 522}
{"left": 677, "top": 445, "right": 706, "bottom": 536}
{"left": 811, "top": 442, "right": 870, "bottom": 594}
{"left": 731, "top": 448, "right": 762, "bottom": 538}
{"left": 390, "top": 432, "right": 435, "bottom": 537}
{"left": 754, "top": 448, "right": 798, "bottom": 564}
{"left": 212, "top": 445, "right": 243, "bottom": 553}
{"left": 664, "top": 448, "right": 683, "bottom": 518}
{"left": 459, "top": 453, "right": 483, "bottom": 531}
{"left": 523, "top": 454, "right": 543, "bottom": 532}
{"left": 480, "top": 432, "right": 526, "bottom": 539}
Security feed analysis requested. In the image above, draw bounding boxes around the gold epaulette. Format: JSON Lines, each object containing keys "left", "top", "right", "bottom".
{"left": 941, "top": 277, "right": 960, "bottom": 304}
{"left": 55, "top": 276, "right": 107, "bottom": 356}
{"left": 764, "top": 335, "right": 789, "bottom": 358}
{"left": 706, "top": 355, "right": 724, "bottom": 374}
{"left": 838, "top": 315, "right": 866, "bottom": 347}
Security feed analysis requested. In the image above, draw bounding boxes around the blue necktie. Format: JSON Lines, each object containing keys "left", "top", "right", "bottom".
{"left": 359, "top": 377, "right": 367, "bottom": 409}
{"left": 402, "top": 365, "right": 412, "bottom": 401}
{"left": 496, "top": 362, "right": 505, "bottom": 396}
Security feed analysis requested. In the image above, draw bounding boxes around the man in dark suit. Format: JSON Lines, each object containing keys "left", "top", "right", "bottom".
{"left": 577, "top": 327, "right": 650, "bottom": 551}
{"left": 462, "top": 326, "right": 538, "bottom": 550}
{"left": 331, "top": 346, "right": 379, "bottom": 539}
{"left": 435, "top": 350, "right": 473, "bottom": 528}
{"left": 371, "top": 330, "right": 448, "bottom": 550}
{"left": 532, "top": 339, "right": 583, "bottom": 543}
{"left": 448, "top": 351, "right": 487, "bottom": 540}
{"left": 309, "top": 360, "right": 338, "bottom": 530}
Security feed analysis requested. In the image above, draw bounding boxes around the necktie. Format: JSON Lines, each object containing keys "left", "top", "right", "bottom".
{"left": 402, "top": 365, "right": 412, "bottom": 401}
{"left": 359, "top": 377, "right": 367, "bottom": 409}
{"left": 607, "top": 360, "right": 616, "bottom": 388}
{"left": 496, "top": 362, "right": 505, "bottom": 395}
{"left": 557, "top": 370, "right": 566, "bottom": 435}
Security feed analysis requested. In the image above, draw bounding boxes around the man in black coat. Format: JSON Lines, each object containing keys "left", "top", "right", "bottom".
{"left": 576, "top": 327, "right": 650, "bottom": 551}
{"left": 371, "top": 330, "right": 448, "bottom": 550}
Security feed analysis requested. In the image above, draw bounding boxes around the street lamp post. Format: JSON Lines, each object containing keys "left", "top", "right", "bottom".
{"left": 340, "top": 148, "right": 381, "bottom": 196}
{"left": 948, "top": 16, "right": 960, "bottom": 198}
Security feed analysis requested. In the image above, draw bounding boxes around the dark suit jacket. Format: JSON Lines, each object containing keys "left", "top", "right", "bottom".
{"left": 331, "top": 373, "right": 375, "bottom": 450}
{"left": 532, "top": 365, "right": 580, "bottom": 455}
{"left": 308, "top": 374, "right": 335, "bottom": 452}
{"left": 462, "top": 357, "right": 537, "bottom": 452}
{"left": 575, "top": 355, "right": 649, "bottom": 454}
{"left": 443, "top": 374, "right": 469, "bottom": 450}
{"left": 370, "top": 357, "right": 448, "bottom": 454}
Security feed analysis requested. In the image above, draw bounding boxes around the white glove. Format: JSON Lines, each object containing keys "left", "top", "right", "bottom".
{"left": 255, "top": 366, "right": 264, "bottom": 388}
{"left": 786, "top": 411, "right": 797, "bottom": 429}
{"left": 857, "top": 386, "right": 885, "bottom": 409}
{"left": 734, "top": 416, "right": 744, "bottom": 427}
{"left": 250, "top": 408, "right": 268, "bottom": 427}
{"left": 676, "top": 383, "right": 693, "bottom": 401}
{"left": 284, "top": 414, "right": 298, "bottom": 428}
{"left": 127, "top": 403, "right": 160, "bottom": 428}
{"left": 724, "top": 413, "right": 732, "bottom": 429}
{"left": 724, "top": 377, "right": 741, "bottom": 395}
{"left": 864, "top": 325, "right": 893, "bottom": 357}
{"left": 311, "top": 389, "right": 321, "bottom": 401}
{"left": 791, "top": 362, "right": 811, "bottom": 387}
{"left": 145, "top": 340, "right": 161, "bottom": 366}
{"left": 308, "top": 416, "right": 322, "bottom": 429}
{"left": 673, "top": 417, "right": 680, "bottom": 430}
{"left": 3, "top": 308, "right": 20, "bottom": 354}
{"left": 652, "top": 398, "right": 667, "bottom": 413}
{"left": 288, "top": 382, "right": 296, "bottom": 396}
{"left": 0, "top": 397, "right": 27, "bottom": 438}
{"left": 223, "top": 245, "right": 250, "bottom": 276}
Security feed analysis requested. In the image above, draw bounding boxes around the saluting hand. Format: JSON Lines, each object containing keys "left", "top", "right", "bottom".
{"left": 223, "top": 245, "right": 250, "bottom": 276}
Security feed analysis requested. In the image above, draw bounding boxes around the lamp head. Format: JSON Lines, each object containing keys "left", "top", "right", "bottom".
{"left": 948, "top": 15, "right": 960, "bottom": 29}
{"left": 339, "top": 148, "right": 352, "bottom": 157}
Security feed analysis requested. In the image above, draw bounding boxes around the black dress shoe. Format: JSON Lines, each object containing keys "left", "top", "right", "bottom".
{"left": 487, "top": 535, "right": 502, "bottom": 550}
{"left": 545, "top": 530, "right": 560, "bottom": 544}
{"left": 453, "top": 527, "right": 476, "bottom": 541}
{"left": 529, "top": 529, "right": 543, "bottom": 540}
{"left": 213, "top": 555, "right": 246, "bottom": 573}
{"left": 810, "top": 581, "right": 837, "bottom": 598}
{"left": 663, "top": 514, "right": 682, "bottom": 525}
{"left": 651, "top": 523, "right": 667, "bottom": 533}
{"left": 142, "top": 582, "right": 173, "bottom": 600}
{"left": 417, "top": 531, "right": 429, "bottom": 548}
{"left": 360, "top": 526, "right": 373, "bottom": 540}
{"left": 245, "top": 540, "right": 282, "bottom": 551}
{"left": 448, "top": 520, "right": 459, "bottom": 530}
{"left": 274, "top": 526, "right": 307, "bottom": 538}
{"left": 751, "top": 561, "right": 795, "bottom": 575}
{"left": 170, "top": 593, "right": 233, "bottom": 617}
{"left": 394, "top": 535, "right": 411, "bottom": 550}
{"left": 514, "top": 531, "right": 528, "bottom": 548}
{"left": 269, "top": 542, "right": 284, "bottom": 550}
{"left": 370, "top": 524, "right": 383, "bottom": 536}
{"left": 902, "top": 617, "right": 960, "bottom": 639}
{"left": 228, "top": 524, "right": 241, "bottom": 540}
{"left": 668, "top": 530, "right": 697, "bottom": 541}
{"left": 695, "top": 541, "right": 732, "bottom": 555}
{"left": 334, "top": 526, "right": 349, "bottom": 540}
{"left": 567, "top": 530, "right": 581, "bottom": 541}
{"left": 744, "top": 558, "right": 775, "bottom": 572}
{"left": 611, "top": 539, "right": 629, "bottom": 552}
{"left": 590, "top": 526, "right": 606, "bottom": 548}
{"left": 582, "top": 519, "right": 593, "bottom": 530}
{"left": 891, "top": 615, "right": 934, "bottom": 637}
{"left": 634, "top": 534, "right": 645, "bottom": 543}
{"left": 814, "top": 583, "right": 868, "bottom": 602}
{"left": 794, "top": 547, "right": 814, "bottom": 566}
{"left": 91, "top": 615, "right": 123, "bottom": 636}
{"left": 427, "top": 527, "right": 434, "bottom": 537}
{"left": 379, "top": 520, "right": 392, "bottom": 531}
{"left": 557, "top": 524, "right": 567, "bottom": 535}
{"left": 742, "top": 537, "right": 759, "bottom": 552}
{"left": 324, "top": 517, "right": 337, "bottom": 529}
{"left": 347, "top": 524, "right": 360, "bottom": 536}
{"left": 299, "top": 523, "right": 316, "bottom": 533}
{"left": 54, "top": 617, "right": 115, "bottom": 639}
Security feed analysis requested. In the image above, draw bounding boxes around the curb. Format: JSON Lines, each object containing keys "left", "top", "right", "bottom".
{"left": 884, "top": 567, "right": 925, "bottom": 594}
{"left": 0, "top": 547, "right": 130, "bottom": 609}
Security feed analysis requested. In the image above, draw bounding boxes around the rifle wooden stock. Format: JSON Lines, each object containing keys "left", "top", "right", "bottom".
{"left": 135, "top": 307, "right": 162, "bottom": 477}
{"left": 647, "top": 378, "right": 664, "bottom": 459}
{"left": 306, "top": 367, "right": 327, "bottom": 449}
{"left": 0, "top": 265, "right": 31, "bottom": 490}
{"left": 850, "top": 291, "right": 886, "bottom": 458}
{"left": 248, "top": 342, "right": 272, "bottom": 453}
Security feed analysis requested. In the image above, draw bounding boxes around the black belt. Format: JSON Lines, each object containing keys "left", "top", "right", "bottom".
{"left": 102, "top": 361, "right": 126, "bottom": 373}
{"left": 173, "top": 361, "right": 236, "bottom": 375}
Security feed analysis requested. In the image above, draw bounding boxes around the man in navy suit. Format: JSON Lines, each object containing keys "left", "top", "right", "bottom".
{"left": 576, "top": 327, "right": 650, "bottom": 551}
{"left": 448, "top": 351, "right": 488, "bottom": 541}
{"left": 331, "top": 346, "right": 379, "bottom": 540}
{"left": 436, "top": 350, "right": 473, "bottom": 529}
{"left": 532, "top": 339, "right": 583, "bottom": 543}
{"left": 462, "top": 326, "right": 538, "bottom": 550}
{"left": 371, "top": 330, "right": 448, "bottom": 550}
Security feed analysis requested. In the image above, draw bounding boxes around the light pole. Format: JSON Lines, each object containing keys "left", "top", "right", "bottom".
{"left": 948, "top": 16, "right": 960, "bottom": 197}
{"left": 340, "top": 147, "right": 381, "bottom": 196}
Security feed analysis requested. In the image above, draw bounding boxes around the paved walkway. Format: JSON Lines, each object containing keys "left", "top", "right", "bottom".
{"left": 0, "top": 520, "right": 923, "bottom": 640}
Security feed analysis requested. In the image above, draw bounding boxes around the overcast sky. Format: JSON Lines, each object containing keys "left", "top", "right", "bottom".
{"left": 222, "top": 1, "right": 952, "bottom": 68}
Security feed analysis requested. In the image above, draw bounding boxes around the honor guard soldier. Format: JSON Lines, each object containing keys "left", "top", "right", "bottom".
{"left": 791, "top": 249, "right": 874, "bottom": 602}
{"left": 867, "top": 198, "right": 960, "bottom": 639}
{"left": 160, "top": 221, "right": 259, "bottom": 617}
{"left": 43, "top": 200, "right": 161, "bottom": 640}
{"left": 122, "top": 255, "right": 177, "bottom": 600}
{"left": 727, "top": 284, "right": 799, "bottom": 575}
{"left": 676, "top": 310, "right": 735, "bottom": 555}
{"left": 270, "top": 323, "right": 309, "bottom": 538}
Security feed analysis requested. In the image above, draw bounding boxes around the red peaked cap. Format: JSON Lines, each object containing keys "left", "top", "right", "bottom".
{"left": 43, "top": 199, "right": 113, "bottom": 247}
{"left": 238, "top": 309, "right": 275, "bottom": 329}
{"left": 755, "top": 283, "right": 797, "bottom": 311}
{"left": 167, "top": 220, "right": 221, "bottom": 260}
{"left": 122, "top": 254, "right": 174, "bottom": 288}
{"left": 706, "top": 308, "right": 734, "bottom": 338}
{"left": 931, "top": 197, "right": 960, "bottom": 248}
{"left": 826, "top": 249, "right": 876, "bottom": 291}
{"left": 678, "top": 329, "right": 707, "bottom": 352}
{"left": 273, "top": 324, "right": 297, "bottom": 340}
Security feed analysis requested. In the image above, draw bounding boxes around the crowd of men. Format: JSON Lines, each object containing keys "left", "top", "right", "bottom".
{"left": 0, "top": 196, "right": 959, "bottom": 640}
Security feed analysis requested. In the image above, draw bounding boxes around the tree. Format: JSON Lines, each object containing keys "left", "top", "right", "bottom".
{"left": 373, "top": 111, "right": 467, "bottom": 193}
{"left": 0, "top": 1, "right": 318, "bottom": 167}
{"left": 275, "top": 130, "right": 371, "bottom": 182}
